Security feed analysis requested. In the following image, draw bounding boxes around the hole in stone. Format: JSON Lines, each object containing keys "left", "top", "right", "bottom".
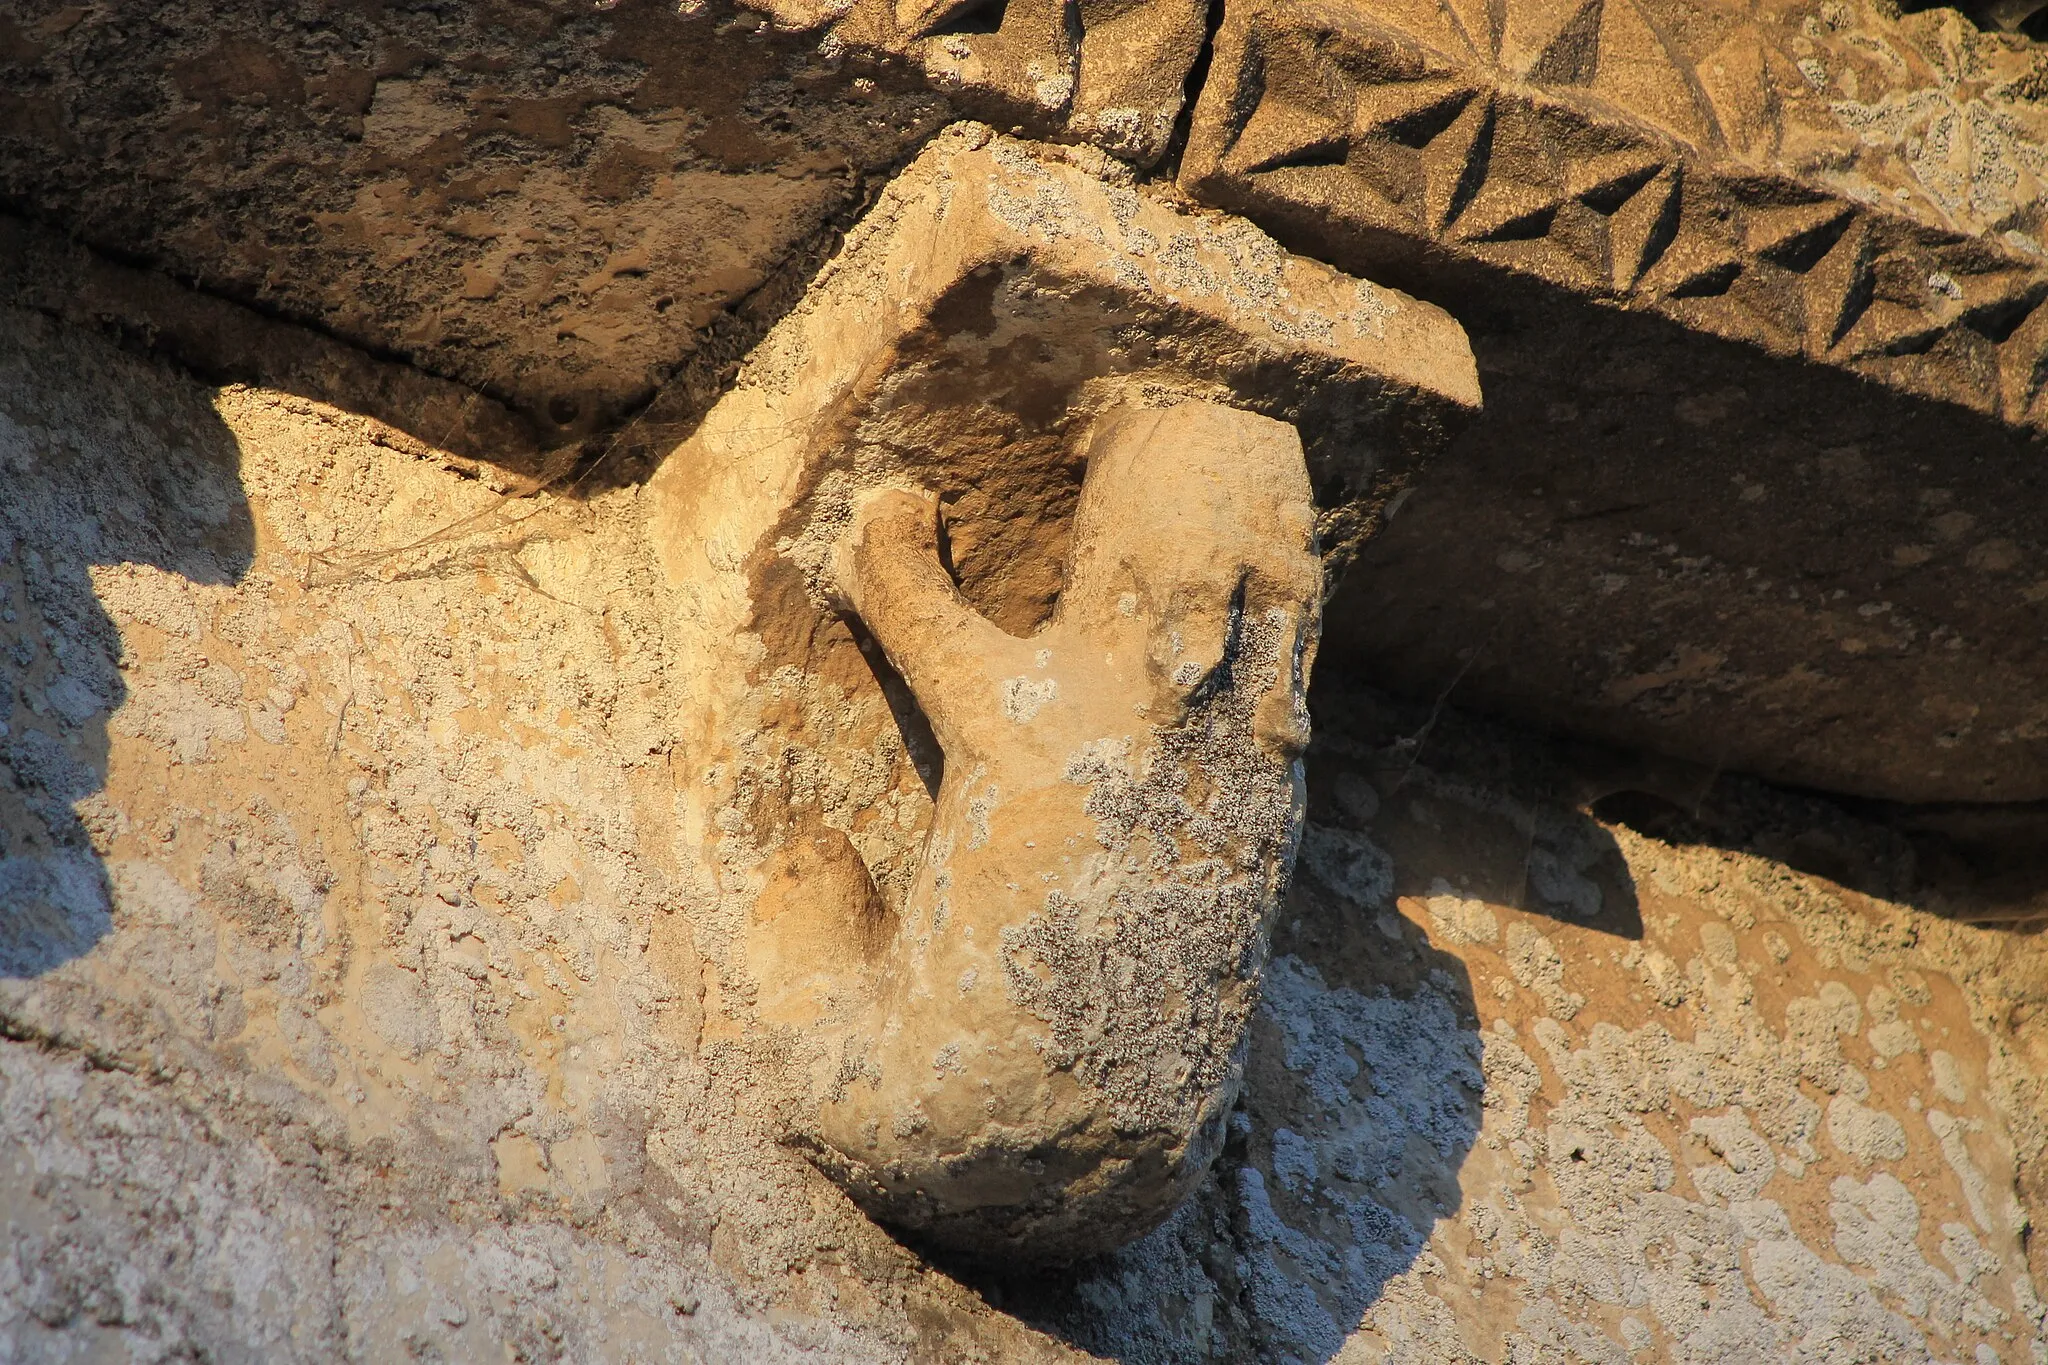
{"left": 1589, "top": 789, "right": 1701, "bottom": 841}
{"left": 926, "top": 0, "right": 1008, "bottom": 35}
{"left": 1965, "top": 293, "right": 2044, "bottom": 344}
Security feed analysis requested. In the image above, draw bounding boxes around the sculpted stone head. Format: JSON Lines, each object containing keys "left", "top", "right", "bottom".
{"left": 818, "top": 400, "right": 1320, "bottom": 1258}
{"left": 641, "top": 127, "right": 1476, "bottom": 1263}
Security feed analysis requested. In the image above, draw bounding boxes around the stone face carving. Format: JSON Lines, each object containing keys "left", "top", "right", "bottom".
{"left": 644, "top": 125, "right": 1477, "bottom": 1258}
{"left": 818, "top": 402, "right": 1319, "bottom": 1257}
{"left": 1182, "top": 0, "right": 2048, "bottom": 431}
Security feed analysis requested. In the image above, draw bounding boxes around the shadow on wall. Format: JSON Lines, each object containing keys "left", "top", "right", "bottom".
{"left": 0, "top": 306, "right": 254, "bottom": 979}
{"left": 956, "top": 684, "right": 1647, "bottom": 1363}
{"left": 1592, "top": 781, "right": 2048, "bottom": 932}
{"left": 0, "top": 215, "right": 561, "bottom": 484}
{"left": 1319, "top": 260, "right": 2048, "bottom": 809}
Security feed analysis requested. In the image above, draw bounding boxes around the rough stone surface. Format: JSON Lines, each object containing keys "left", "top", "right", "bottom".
{"left": 636, "top": 127, "right": 1474, "bottom": 1258}
{"left": 1013, "top": 688, "right": 2048, "bottom": 1363}
{"left": 7, "top": 8, "right": 2048, "bottom": 1350}
{"left": 5, "top": 256, "right": 2048, "bottom": 1359}
{"left": 0, "top": 0, "right": 953, "bottom": 443}
{"left": 9, "top": 0, "right": 2048, "bottom": 812}
{"left": 0, "top": 302, "right": 1077, "bottom": 1364}
{"left": 818, "top": 403, "right": 1319, "bottom": 1260}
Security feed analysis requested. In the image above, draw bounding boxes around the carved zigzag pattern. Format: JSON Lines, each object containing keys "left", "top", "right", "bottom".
{"left": 1185, "top": 0, "right": 2048, "bottom": 428}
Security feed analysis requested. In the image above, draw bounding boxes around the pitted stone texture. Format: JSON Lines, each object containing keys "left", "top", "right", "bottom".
{"left": 642, "top": 126, "right": 1474, "bottom": 1259}
{"left": 818, "top": 402, "right": 1319, "bottom": 1260}
{"left": 746, "top": 0, "right": 1208, "bottom": 166}
{"left": 0, "top": 0, "right": 952, "bottom": 445}
{"left": 1183, "top": 0, "right": 2048, "bottom": 431}
{"left": 0, "top": 304, "right": 1082, "bottom": 1363}
{"left": 1026, "top": 690, "right": 2048, "bottom": 1364}
{"left": 5, "top": 279, "right": 2048, "bottom": 1361}
{"left": 0, "top": 1038, "right": 901, "bottom": 1365}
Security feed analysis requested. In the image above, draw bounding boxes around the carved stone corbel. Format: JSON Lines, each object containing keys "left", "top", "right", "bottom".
{"left": 645, "top": 124, "right": 1479, "bottom": 1261}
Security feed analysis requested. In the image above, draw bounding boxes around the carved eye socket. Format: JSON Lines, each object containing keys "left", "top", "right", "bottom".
{"left": 917, "top": 0, "right": 1009, "bottom": 37}
{"left": 933, "top": 483, "right": 1076, "bottom": 637}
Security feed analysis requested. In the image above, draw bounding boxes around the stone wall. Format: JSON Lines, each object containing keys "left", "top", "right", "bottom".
{"left": 4, "top": 300, "right": 2045, "bottom": 1361}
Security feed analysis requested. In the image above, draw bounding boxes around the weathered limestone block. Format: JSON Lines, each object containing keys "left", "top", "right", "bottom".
{"left": 1183, "top": 0, "right": 2048, "bottom": 429}
{"left": 1175, "top": 0, "right": 2048, "bottom": 806}
{"left": 0, "top": 302, "right": 1079, "bottom": 1363}
{"left": 6, "top": 265, "right": 2048, "bottom": 1362}
{"left": 644, "top": 124, "right": 1479, "bottom": 1258}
